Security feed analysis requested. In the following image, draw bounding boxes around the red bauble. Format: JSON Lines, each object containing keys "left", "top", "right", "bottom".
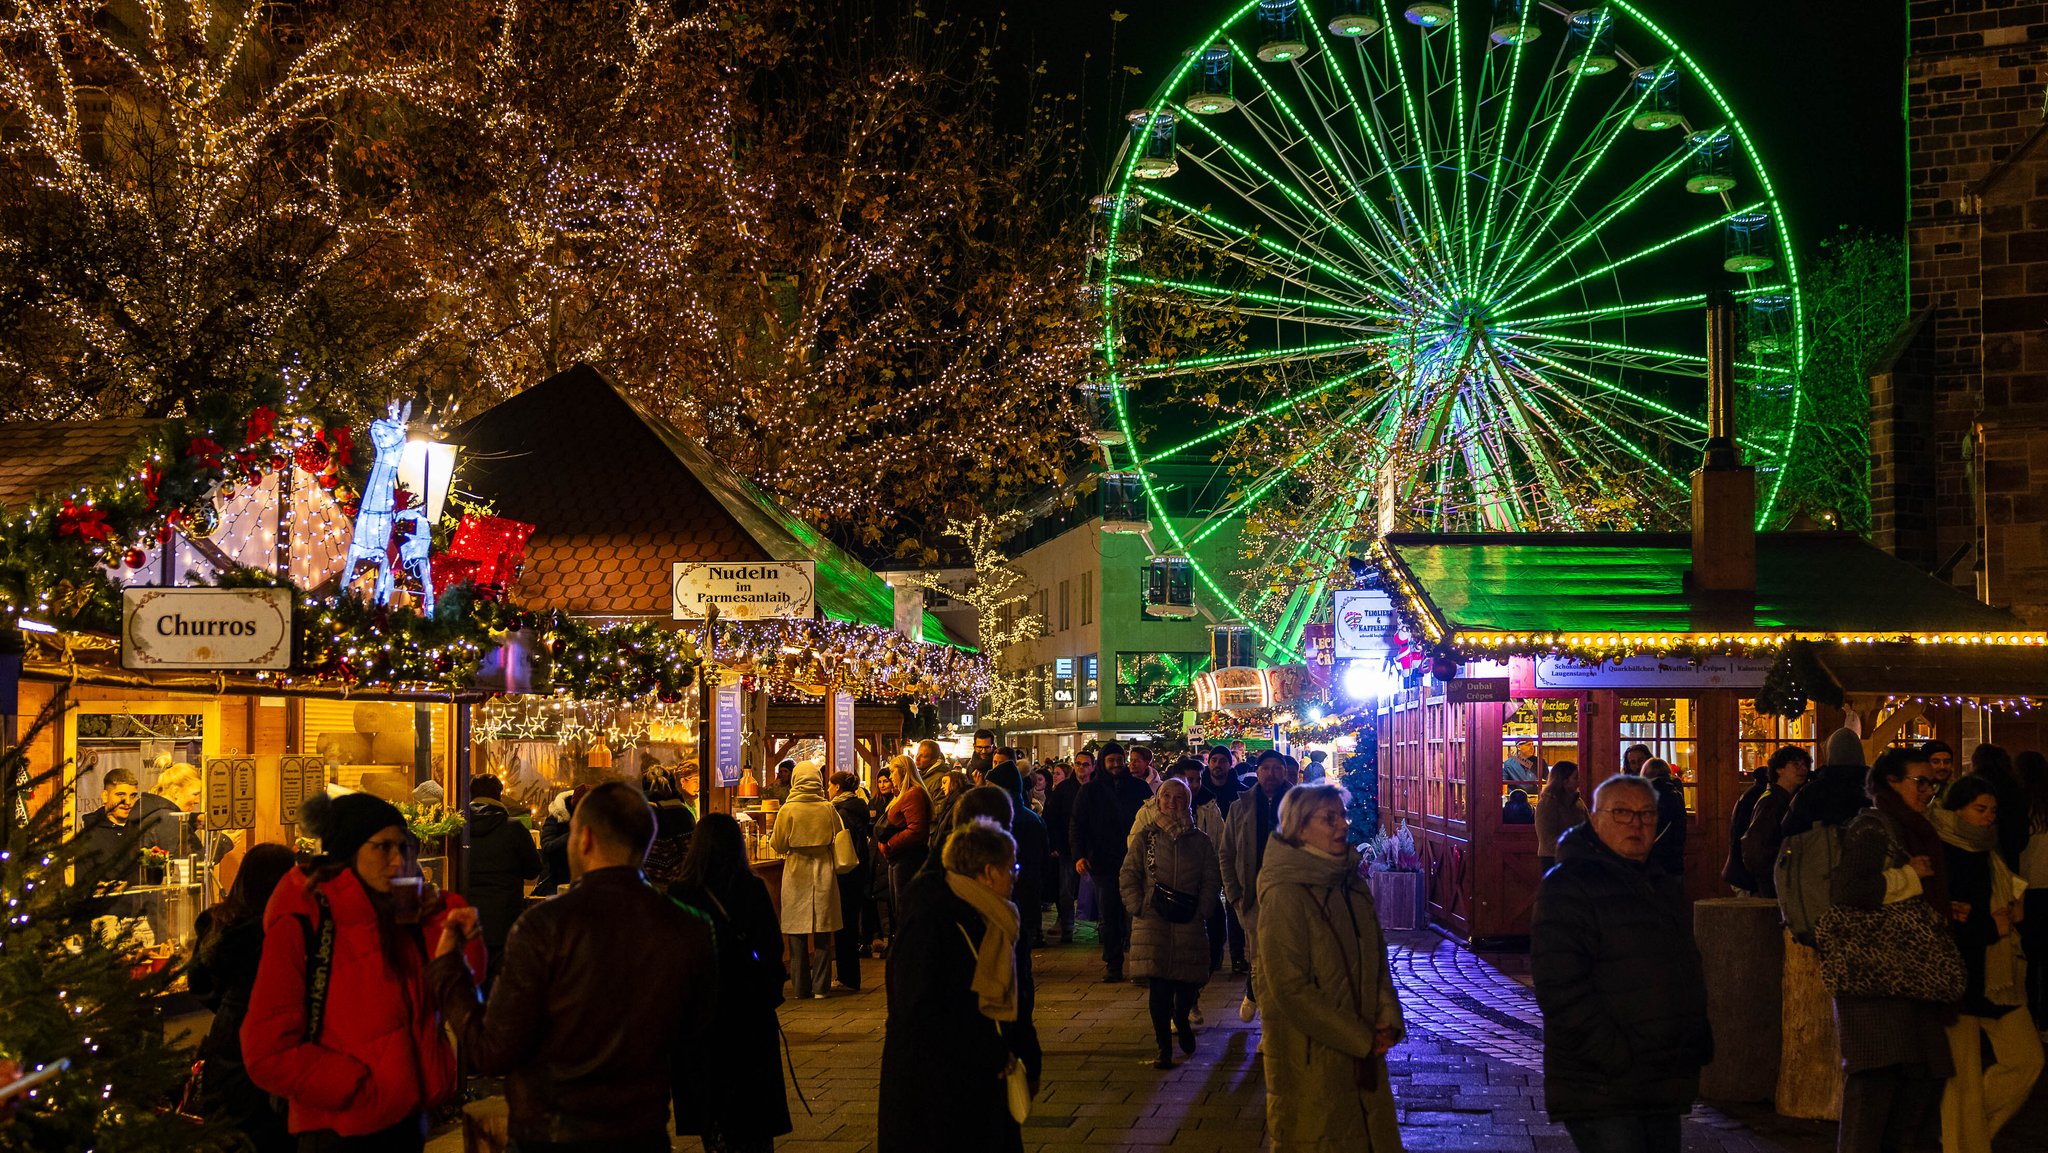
{"left": 270, "top": 454, "right": 288, "bottom": 472}
{"left": 123, "top": 547, "right": 147, "bottom": 569}
{"left": 317, "top": 473, "right": 338, "bottom": 491}
{"left": 295, "top": 442, "right": 331, "bottom": 474}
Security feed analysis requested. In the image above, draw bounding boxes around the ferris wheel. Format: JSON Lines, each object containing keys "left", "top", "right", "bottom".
{"left": 1090, "top": 0, "right": 1805, "bottom": 663}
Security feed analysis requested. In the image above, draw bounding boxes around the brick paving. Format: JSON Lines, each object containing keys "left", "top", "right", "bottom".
{"left": 425, "top": 919, "right": 2048, "bottom": 1153}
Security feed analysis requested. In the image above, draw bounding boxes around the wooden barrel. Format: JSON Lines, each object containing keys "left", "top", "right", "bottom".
{"left": 1776, "top": 931, "right": 1844, "bottom": 1120}
{"left": 1696, "top": 897, "right": 1783, "bottom": 1103}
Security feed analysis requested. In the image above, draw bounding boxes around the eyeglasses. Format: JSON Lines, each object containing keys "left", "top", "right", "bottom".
{"left": 363, "top": 838, "right": 413, "bottom": 857}
{"left": 1602, "top": 808, "right": 1658, "bottom": 826}
{"left": 1905, "top": 776, "right": 1938, "bottom": 791}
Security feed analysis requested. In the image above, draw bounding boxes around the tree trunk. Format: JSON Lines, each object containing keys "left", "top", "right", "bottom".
{"left": 1696, "top": 897, "right": 1783, "bottom": 1103}
{"left": 1777, "top": 931, "right": 1844, "bottom": 1119}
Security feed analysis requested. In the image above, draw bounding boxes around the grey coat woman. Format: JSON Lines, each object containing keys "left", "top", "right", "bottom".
{"left": 770, "top": 762, "right": 844, "bottom": 998}
{"left": 1121, "top": 778, "right": 1221, "bottom": 1067}
{"left": 1256, "top": 786, "right": 1405, "bottom": 1153}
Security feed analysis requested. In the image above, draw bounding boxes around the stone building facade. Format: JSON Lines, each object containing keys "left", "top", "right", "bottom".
{"left": 1872, "top": 3, "right": 2048, "bottom": 644}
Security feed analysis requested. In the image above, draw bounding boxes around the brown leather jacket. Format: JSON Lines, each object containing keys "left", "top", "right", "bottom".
{"left": 428, "top": 866, "right": 717, "bottom": 1144}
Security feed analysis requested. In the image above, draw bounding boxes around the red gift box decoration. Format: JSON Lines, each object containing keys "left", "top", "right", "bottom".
{"left": 441, "top": 515, "right": 536, "bottom": 600}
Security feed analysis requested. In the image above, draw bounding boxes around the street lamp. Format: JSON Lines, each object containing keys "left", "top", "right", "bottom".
{"left": 398, "top": 435, "right": 459, "bottom": 522}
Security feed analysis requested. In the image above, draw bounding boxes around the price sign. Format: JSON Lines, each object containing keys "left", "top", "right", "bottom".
{"left": 714, "top": 683, "right": 744, "bottom": 787}
{"left": 205, "top": 757, "right": 257, "bottom": 830}
{"left": 830, "top": 691, "right": 856, "bottom": 774}
{"left": 277, "top": 755, "right": 323, "bottom": 825}
{"left": 1446, "top": 678, "right": 1512, "bottom": 704}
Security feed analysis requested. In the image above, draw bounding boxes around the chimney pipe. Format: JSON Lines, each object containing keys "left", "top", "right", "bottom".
{"left": 1690, "top": 290, "right": 1756, "bottom": 598}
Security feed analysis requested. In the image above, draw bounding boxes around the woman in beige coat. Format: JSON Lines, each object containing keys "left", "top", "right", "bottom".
{"left": 771, "top": 761, "right": 845, "bottom": 999}
{"left": 1255, "top": 784, "right": 1405, "bottom": 1153}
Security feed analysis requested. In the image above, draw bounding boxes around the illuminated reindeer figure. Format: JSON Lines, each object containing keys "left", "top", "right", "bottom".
{"left": 340, "top": 403, "right": 411, "bottom": 606}
{"left": 394, "top": 503, "right": 436, "bottom": 615}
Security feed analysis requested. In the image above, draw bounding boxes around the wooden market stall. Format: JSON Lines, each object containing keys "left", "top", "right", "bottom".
{"left": 454, "top": 364, "right": 977, "bottom": 863}
{"left": 1371, "top": 530, "right": 2048, "bottom": 943}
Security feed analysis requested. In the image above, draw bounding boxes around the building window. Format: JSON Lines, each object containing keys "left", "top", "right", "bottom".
{"left": 1081, "top": 570, "right": 1093, "bottom": 626}
{"left": 1080, "top": 654, "right": 1099, "bottom": 707}
{"left": 1113, "top": 651, "right": 1210, "bottom": 706}
{"left": 1059, "top": 580, "right": 1071, "bottom": 632}
{"left": 1037, "top": 589, "right": 1049, "bottom": 630}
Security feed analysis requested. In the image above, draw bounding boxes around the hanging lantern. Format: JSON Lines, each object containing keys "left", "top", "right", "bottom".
{"left": 398, "top": 435, "right": 460, "bottom": 523}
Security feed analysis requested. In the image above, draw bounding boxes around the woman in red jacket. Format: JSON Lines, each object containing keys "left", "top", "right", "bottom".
{"left": 241, "top": 791, "right": 486, "bottom": 1151}
{"left": 875, "top": 756, "right": 932, "bottom": 954}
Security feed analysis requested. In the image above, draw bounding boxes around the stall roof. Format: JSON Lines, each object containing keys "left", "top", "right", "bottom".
{"left": 457, "top": 364, "right": 962, "bottom": 647}
{"left": 1382, "top": 532, "right": 2022, "bottom": 638}
{"left": 0, "top": 418, "right": 166, "bottom": 510}
{"left": 1812, "top": 643, "right": 2048, "bottom": 701}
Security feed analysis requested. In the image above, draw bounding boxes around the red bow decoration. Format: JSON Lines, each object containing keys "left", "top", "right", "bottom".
{"left": 56, "top": 499, "right": 111, "bottom": 542}
{"left": 157, "top": 507, "right": 187, "bottom": 545}
{"left": 137, "top": 462, "right": 161, "bottom": 507}
{"left": 393, "top": 484, "right": 416, "bottom": 512}
{"left": 184, "top": 436, "right": 225, "bottom": 469}
{"left": 244, "top": 405, "right": 278, "bottom": 446}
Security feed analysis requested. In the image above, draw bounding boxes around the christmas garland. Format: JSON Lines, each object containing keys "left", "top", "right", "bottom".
{"left": 2, "top": 400, "right": 988, "bottom": 702}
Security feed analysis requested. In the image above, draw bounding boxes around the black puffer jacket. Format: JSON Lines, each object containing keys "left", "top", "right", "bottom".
{"left": 1069, "top": 771, "right": 1152, "bottom": 875}
{"left": 461, "top": 798, "right": 541, "bottom": 956}
{"left": 1532, "top": 823, "right": 1713, "bottom": 1122}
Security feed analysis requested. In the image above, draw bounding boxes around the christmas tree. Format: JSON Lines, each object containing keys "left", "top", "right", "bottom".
{"left": 1337, "top": 714, "right": 1381, "bottom": 847}
{"left": 0, "top": 696, "right": 229, "bottom": 1152}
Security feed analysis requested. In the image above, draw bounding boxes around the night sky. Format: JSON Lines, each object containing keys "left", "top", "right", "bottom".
{"left": 975, "top": 0, "right": 1905, "bottom": 244}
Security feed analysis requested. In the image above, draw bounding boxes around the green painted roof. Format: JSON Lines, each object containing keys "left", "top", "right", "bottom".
{"left": 1383, "top": 533, "right": 2021, "bottom": 636}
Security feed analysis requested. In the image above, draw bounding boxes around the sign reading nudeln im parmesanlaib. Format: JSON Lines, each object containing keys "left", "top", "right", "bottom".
{"left": 122, "top": 587, "right": 293, "bottom": 670}
{"left": 671, "top": 562, "right": 817, "bottom": 621}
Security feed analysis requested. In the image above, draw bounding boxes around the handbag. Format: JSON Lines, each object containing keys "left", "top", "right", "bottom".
{"left": 1004, "top": 1055, "right": 1031, "bottom": 1123}
{"left": 832, "top": 809, "right": 860, "bottom": 875}
{"left": 1147, "top": 830, "right": 1200, "bottom": 924}
{"left": 1814, "top": 898, "right": 1967, "bottom": 1003}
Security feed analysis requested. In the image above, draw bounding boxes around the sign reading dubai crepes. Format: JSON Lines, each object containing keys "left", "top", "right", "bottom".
{"left": 671, "top": 561, "right": 817, "bottom": 621}
{"left": 122, "top": 587, "right": 292, "bottom": 670}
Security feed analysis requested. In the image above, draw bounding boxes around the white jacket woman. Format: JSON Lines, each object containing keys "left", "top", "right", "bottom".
{"left": 771, "top": 762, "right": 844, "bottom": 997}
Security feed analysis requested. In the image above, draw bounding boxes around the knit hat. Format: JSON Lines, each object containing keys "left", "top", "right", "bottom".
{"left": 301, "top": 790, "right": 407, "bottom": 862}
{"left": 1823, "top": 727, "right": 1865, "bottom": 768}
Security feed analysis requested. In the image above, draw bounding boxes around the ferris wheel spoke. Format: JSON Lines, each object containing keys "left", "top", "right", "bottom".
{"left": 1502, "top": 329, "right": 1788, "bottom": 382}
{"left": 1501, "top": 201, "right": 1764, "bottom": 314}
{"left": 1221, "top": 39, "right": 1436, "bottom": 286}
{"left": 1143, "top": 191, "right": 1389, "bottom": 305}
{"left": 1145, "top": 367, "right": 1381, "bottom": 460}
{"left": 1124, "top": 335, "right": 1392, "bottom": 380}
{"left": 1472, "top": 35, "right": 1532, "bottom": 286}
{"left": 1368, "top": 0, "right": 1457, "bottom": 278}
{"left": 1487, "top": 69, "right": 1672, "bottom": 294}
{"left": 1485, "top": 55, "right": 1596, "bottom": 294}
{"left": 1185, "top": 387, "right": 1399, "bottom": 548}
{"left": 1505, "top": 287, "right": 1785, "bottom": 329}
{"left": 1498, "top": 130, "right": 1715, "bottom": 301}
{"left": 1112, "top": 271, "right": 1399, "bottom": 324}
{"left": 1507, "top": 347, "right": 1707, "bottom": 436}
{"left": 1176, "top": 117, "right": 1419, "bottom": 297}
{"left": 1476, "top": 338, "right": 1584, "bottom": 528}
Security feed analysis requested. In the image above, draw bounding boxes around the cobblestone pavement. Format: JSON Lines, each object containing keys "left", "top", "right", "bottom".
{"left": 431, "top": 924, "right": 2048, "bottom": 1153}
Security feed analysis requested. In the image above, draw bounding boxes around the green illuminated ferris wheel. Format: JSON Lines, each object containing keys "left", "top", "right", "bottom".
{"left": 1090, "top": 0, "right": 1806, "bottom": 663}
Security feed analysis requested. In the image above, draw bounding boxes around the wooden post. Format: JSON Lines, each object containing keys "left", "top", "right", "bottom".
{"left": 1776, "top": 932, "right": 1844, "bottom": 1119}
{"left": 1696, "top": 897, "right": 1783, "bottom": 1102}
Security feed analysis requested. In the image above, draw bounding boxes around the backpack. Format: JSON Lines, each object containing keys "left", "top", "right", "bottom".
{"left": 1774, "top": 825, "right": 1840, "bottom": 947}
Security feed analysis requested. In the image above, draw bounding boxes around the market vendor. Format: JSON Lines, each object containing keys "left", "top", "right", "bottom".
{"left": 73, "top": 768, "right": 146, "bottom": 887}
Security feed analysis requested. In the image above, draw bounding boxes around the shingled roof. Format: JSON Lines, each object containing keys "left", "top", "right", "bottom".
{"left": 0, "top": 418, "right": 166, "bottom": 510}
{"left": 456, "top": 364, "right": 958, "bottom": 645}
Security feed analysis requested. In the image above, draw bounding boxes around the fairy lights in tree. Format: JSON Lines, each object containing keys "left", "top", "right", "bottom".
{"left": 904, "top": 513, "right": 1046, "bottom": 728}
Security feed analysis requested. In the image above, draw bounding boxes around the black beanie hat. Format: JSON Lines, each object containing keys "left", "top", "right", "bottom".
{"left": 301, "top": 791, "right": 407, "bottom": 862}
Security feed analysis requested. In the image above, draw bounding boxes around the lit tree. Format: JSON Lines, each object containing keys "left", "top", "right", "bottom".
{"left": 0, "top": 0, "right": 442, "bottom": 419}
{"left": 907, "top": 513, "right": 1045, "bottom": 730}
{"left": 0, "top": 697, "right": 234, "bottom": 1153}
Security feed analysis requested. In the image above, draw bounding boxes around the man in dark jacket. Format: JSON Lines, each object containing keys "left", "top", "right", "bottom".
{"left": 1641, "top": 760, "right": 1687, "bottom": 877}
{"left": 460, "top": 774, "right": 541, "bottom": 988}
{"left": 431, "top": 781, "right": 717, "bottom": 1153}
{"left": 1070, "top": 742, "right": 1151, "bottom": 981}
{"left": 1533, "top": 775, "right": 1712, "bottom": 1152}
{"left": 830, "top": 770, "right": 876, "bottom": 989}
{"left": 1720, "top": 768, "right": 1770, "bottom": 893}
{"left": 73, "top": 768, "right": 146, "bottom": 888}
{"left": 1041, "top": 751, "right": 1090, "bottom": 944}
{"left": 988, "top": 761, "right": 1049, "bottom": 949}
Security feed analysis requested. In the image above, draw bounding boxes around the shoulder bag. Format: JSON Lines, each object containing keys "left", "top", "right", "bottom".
{"left": 1147, "top": 829, "right": 1201, "bottom": 924}
{"left": 832, "top": 808, "right": 861, "bottom": 875}
{"left": 1812, "top": 824, "right": 1966, "bottom": 1003}
{"left": 956, "top": 922, "right": 1030, "bottom": 1123}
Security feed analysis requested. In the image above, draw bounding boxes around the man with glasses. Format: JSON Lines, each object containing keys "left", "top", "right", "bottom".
{"left": 1532, "top": 775, "right": 1712, "bottom": 1153}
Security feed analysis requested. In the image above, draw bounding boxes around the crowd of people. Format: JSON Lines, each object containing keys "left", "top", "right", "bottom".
{"left": 1531, "top": 732, "right": 2048, "bottom": 1153}
{"left": 136, "top": 721, "right": 2048, "bottom": 1153}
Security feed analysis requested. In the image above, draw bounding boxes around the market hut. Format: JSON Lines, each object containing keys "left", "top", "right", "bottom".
{"left": 453, "top": 364, "right": 979, "bottom": 844}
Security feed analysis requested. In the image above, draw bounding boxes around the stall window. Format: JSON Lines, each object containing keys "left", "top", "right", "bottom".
{"left": 1113, "top": 651, "right": 1210, "bottom": 706}
{"left": 1501, "top": 696, "right": 1579, "bottom": 805}
{"left": 1617, "top": 696, "right": 1699, "bottom": 811}
{"left": 1737, "top": 701, "right": 1816, "bottom": 780}
{"left": 1381, "top": 696, "right": 1424, "bottom": 820}
{"left": 70, "top": 705, "right": 217, "bottom": 958}
{"left": 1425, "top": 692, "right": 1468, "bottom": 823}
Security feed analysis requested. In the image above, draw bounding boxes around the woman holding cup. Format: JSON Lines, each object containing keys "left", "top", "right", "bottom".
{"left": 242, "top": 791, "right": 485, "bottom": 1152}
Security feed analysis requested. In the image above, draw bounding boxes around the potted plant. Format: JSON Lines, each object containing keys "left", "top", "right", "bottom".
{"left": 1362, "top": 821, "right": 1425, "bottom": 931}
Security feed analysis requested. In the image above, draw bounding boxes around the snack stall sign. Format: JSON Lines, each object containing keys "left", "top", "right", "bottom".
{"left": 1520, "top": 654, "right": 1774, "bottom": 691}
{"left": 671, "top": 562, "right": 816, "bottom": 621}
{"left": 121, "top": 588, "right": 293, "bottom": 670}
